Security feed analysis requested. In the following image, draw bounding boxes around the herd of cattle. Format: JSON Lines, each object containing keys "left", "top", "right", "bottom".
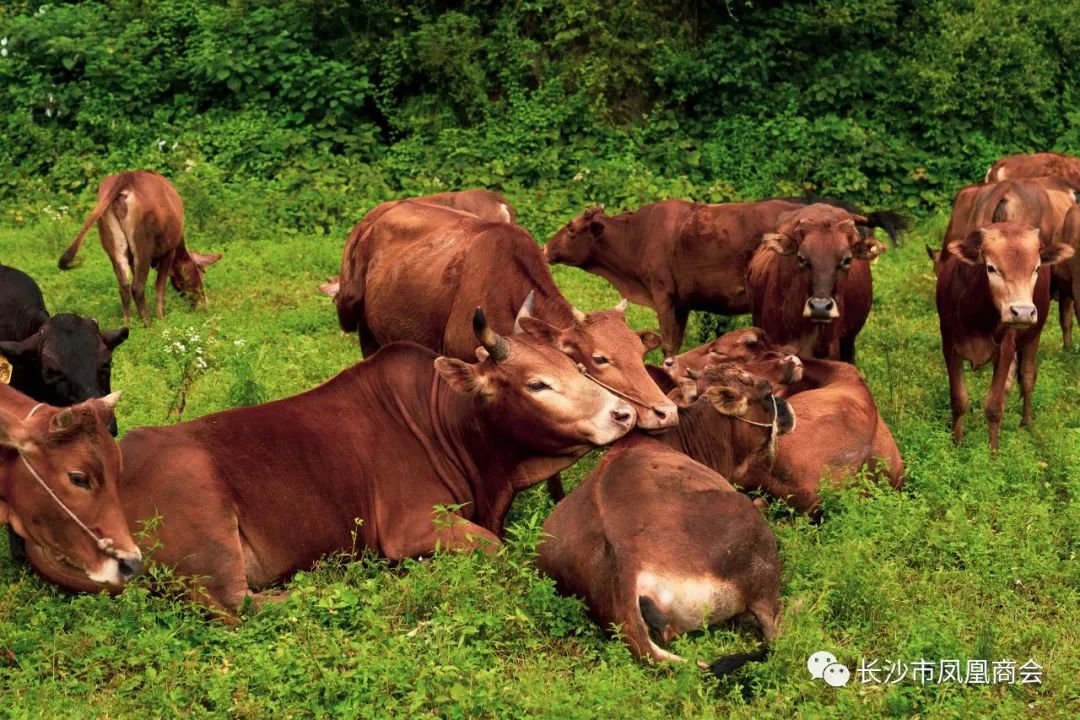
{"left": 0, "top": 150, "right": 1077, "bottom": 678}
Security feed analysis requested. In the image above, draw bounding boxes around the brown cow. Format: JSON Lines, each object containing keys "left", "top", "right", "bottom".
{"left": 747, "top": 204, "right": 884, "bottom": 362}
{"left": 320, "top": 190, "right": 516, "bottom": 297}
{"left": 1, "top": 384, "right": 141, "bottom": 586}
{"left": 1053, "top": 204, "right": 1080, "bottom": 346}
{"left": 677, "top": 343, "right": 903, "bottom": 516}
{"left": 543, "top": 200, "right": 806, "bottom": 358}
{"left": 943, "top": 177, "right": 1079, "bottom": 249}
{"left": 335, "top": 201, "right": 677, "bottom": 433}
{"left": 985, "top": 152, "right": 1080, "bottom": 185}
{"left": 59, "top": 171, "right": 222, "bottom": 325}
{"left": 26, "top": 313, "right": 636, "bottom": 612}
{"left": 538, "top": 433, "right": 781, "bottom": 678}
{"left": 937, "top": 222, "right": 1074, "bottom": 449}
{"left": 661, "top": 327, "right": 802, "bottom": 384}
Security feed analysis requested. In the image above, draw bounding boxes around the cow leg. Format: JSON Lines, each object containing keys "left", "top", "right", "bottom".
{"left": 1017, "top": 334, "right": 1041, "bottom": 429}
{"left": 984, "top": 334, "right": 1016, "bottom": 451}
{"left": 839, "top": 335, "right": 857, "bottom": 364}
{"left": 943, "top": 341, "right": 969, "bottom": 445}
{"left": 385, "top": 513, "right": 501, "bottom": 559}
{"left": 1059, "top": 297, "right": 1073, "bottom": 349}
{"left": 545, "top": 473, "right": 566, "bottom": 503}
{"left": 653, "top": 296, "right": 686, "bottom": 358}
{"left": 154, "top": 249, "right": 176, "bottom": 320}
{"left": 101, "top": 213, "right": 133, "bottom": 324}
{"left": 130, "top": 254, "right": 153, "bottom": 326}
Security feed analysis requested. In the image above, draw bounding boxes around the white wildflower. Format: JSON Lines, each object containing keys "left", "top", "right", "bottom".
{"left": 45, "top": 107, "right": 52, "bottom": 118}
{"left": 233, "top": 339, "right": 246, "bottom": 348}
{"left": 1, "top": 37, "right": 8, "bottom": 47}
{"left": 157, "top": 139, "right": 166, "bottom": 151}
{"left": 1, "top": 49, "right": 7, "bottom": 59}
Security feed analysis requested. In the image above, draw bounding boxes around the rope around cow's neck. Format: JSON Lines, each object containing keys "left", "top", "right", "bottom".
{"left": 575, "top": 363, "right": 668, "bottom": 412}
{"left": 17, "top": 403, "right": 119, "bottom": 559}
{"left": 732, "top": 394, "right": 781, "bottom": 461}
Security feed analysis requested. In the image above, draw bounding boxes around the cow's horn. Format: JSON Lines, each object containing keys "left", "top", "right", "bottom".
{"left": 514, "top": 291, "right": 536, "bottom": 334}
{"left": 473, "top": 308, "right": 509, "bottom": 362}
{"left": 571, "top": 306, "right": 587, "bottom": 324}
{"left": 614, "top": 298, "right": 628, "bottom": 313}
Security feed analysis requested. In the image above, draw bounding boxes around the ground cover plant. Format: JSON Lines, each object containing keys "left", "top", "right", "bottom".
{"left": 1, "top": 1, "right": 1079, "bottom": 717}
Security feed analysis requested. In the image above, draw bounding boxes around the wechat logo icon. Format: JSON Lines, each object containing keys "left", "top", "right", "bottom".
{"left": 808, "top": 651, "right": 850, "bottom": 687}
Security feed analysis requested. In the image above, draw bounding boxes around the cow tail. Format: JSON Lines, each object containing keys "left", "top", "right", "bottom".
{"left": 707, "top": 644, "right": 770, "bottom": 678}
{"left": 59, "top": 176, "right": 126, "bottom": 270}
{"left": 334, "top": 224, "right": 372, "bottom": 333}
{"left": 864, "top": 211, "right": 910, "bottom": 247}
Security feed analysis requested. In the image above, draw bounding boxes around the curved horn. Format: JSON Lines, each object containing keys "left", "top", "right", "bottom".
{"left": 514, "top": 291, "right": 536, "bottom": 334}
{"left": 686, "top": 367, "right": 701, "bottom": 380}
{"left": 571, "top": 305, "right": 587, "bottom": 324}
{"left": 614, "top": 298, "right": 628, "bottom": 313}
{"left": 473, "top": 308, "right": 509, "bottom": 362}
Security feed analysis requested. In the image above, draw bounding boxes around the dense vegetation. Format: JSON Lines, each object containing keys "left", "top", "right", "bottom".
{"left": 1, "top": 1, "right": 1078, "bottom": 718}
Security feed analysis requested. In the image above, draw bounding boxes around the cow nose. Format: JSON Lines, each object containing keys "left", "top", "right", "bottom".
{"left": 117, "top": 555, "right": 143, "bottom": 581}
{"left": 652, "top": 403, "right": 678, "bottom": 427}
{"left": 611, "top": 407, "right": 633, "bottom": 426}
{"left": 807, "top": 297, "right": 835, "bottom": 318}
{"left": 662, "top": 357, "right": 675, "bottom": 368}
{"left": 1009, "top": 304, "right": 1037, "bottom": 324}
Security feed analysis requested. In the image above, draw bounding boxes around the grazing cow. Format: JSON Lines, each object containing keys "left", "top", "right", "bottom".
{"left": 1053, "top": 204, "right": 1080, "bottom": 346}
{"left": 538, "top": 433, "right": 781, "bottom": 678}
{"left": 26, "top": 313, "right": 636, "bottom": 612}
{"left": 943, "top": 177, "right": 1079, "bottom": 248}
{"left": 335, "top": 201, "right": 676, "bottom": 432}
{"left": 937, "top": 222, "right": 1073, "bottom": 449}
{"left": 985, "top": 152, "right": 1080, "bottom": 185}
{"left": 319, "top": 190, "right": 516, "bottom": 297}
{"left": 747, "top": 204, "right": 884, "bottom": 362}
{"left": 1, "top": 384, "right": 141, "bottom": 586}
{"left": 58, "top": 170, "right": 222, "bottom": 325}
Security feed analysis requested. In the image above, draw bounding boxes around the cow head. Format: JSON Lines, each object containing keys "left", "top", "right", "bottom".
{"left": 665, "top": 328, "right": 802, "bottom": 385}
{"left": 512, "top": 294, "right": 678, "bottom": 431}
{"left": 169, "top": 249, "right": 222, "bottom": 308}
{"left": 544, "top": 206, "right": 606, "bottom": 266}
{"left": 762, "top": 204, "right": 885, "bottom": 322}
{"left": 947, "top": 222, "right": 1074, "bottom": 327}
{"left": 0, "top": 390, "right": 141, "bottom": 586}
{"left": 436, "top": 309, "right": 636, "bottom": 454}
{"left": 0, "top": 315, "right": 128, "bottom": 436}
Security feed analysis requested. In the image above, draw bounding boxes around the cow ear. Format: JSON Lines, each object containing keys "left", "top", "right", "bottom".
{"left": 637, "top": 330, "right": 662, "bottom": 353}
{"left": 761, "top": 232, "right": 797, "bottom": 256}
{"left": 704, "top": 385, "right": 749, "bottom": 417}
{"left": 513, "top": 291, "right": 536, "bottom": 333}
{"left": 946, "top": 230, "right": 985, "bottom": 265}
{"left": 0, "top": 405, "right": 34, "bottom": 453}
{"left": 517, "top": 316, "right": 566, "bottom": 349}
{"left": 0, "top": 336, "right": 39, "bottom": 362}
{"left": 92, "top": 391, "right": 122, "bottom": 418}
{"left": 853, "top": 236, "right": 886, "bottom": 260}
{"left": 101, "top": 327, "right": 129, "bottom": 350}
{"left": 434, "top": 357, "right": 491, "bottom": 397}
{"left": 1040, "top": 242, "right": 1076, "bottom": 266}
{"left": 672, "top": 377, "right": 700, "bottom": 407}
{"left": 191, "top": 252, "right": 222, "bottom": 268}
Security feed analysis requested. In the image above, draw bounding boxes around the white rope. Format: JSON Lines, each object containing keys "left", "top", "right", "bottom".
{"left": 576, "top": 363, "right": 667, "bottom": 411}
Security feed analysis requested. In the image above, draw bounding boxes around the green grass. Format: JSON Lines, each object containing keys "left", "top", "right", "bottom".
{"left": 1, "top": 202, "right": 1078, "bottom": 719}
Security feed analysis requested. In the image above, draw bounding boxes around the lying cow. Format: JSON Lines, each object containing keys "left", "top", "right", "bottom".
{"left": 937, "top": 222, "right": 1073, "bottom": 449}
{"left": 320, "top": 189, "right": 517, "bottom": 297}
{"left": 59, "top": 170, "right": 221, "bottom": 325}
{"left": 538, "top": 433, "right": 781, "bottom": 678}
{"left": 27, "top": 312, "right": 636, "bottom": 612}
{"left": 747, "top": 204, "right": 884, "bottom": 362}
{"left": 1, "top": 383, "right": 141, "bottom": 586}
{"left": 985, "top": 152, "right": 1080, "bottom": 185}
{"left": 660, "top": 327, "right": 802, "bottom": 383}
{"left": 1053, "top": 204, "right": 1080, "bottom": 346}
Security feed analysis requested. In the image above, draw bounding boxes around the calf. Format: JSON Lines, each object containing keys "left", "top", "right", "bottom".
{"left": 58, "top": 170, "right": 221, "bottom": 324}
{"left": 747, "top": 204, "right": 884, "bottom": 362}
{"left": 538, "top": 433, "right": 781, "bottom": 678}
{"left": 661, "top": 328, "right": 802, "bottom": 384}
{"left": 985, "top": 152, "right": 1080, "bottom": 185}
{"left": 321, "top": 190, "right": 516, "bottom": 297}
{"left": 937, "top": 222, "right": 1073, "bottom": 449}
{"left": 1053, "top": 204, "right": 1080, "bottom": 346}
{"left": 26, "top": 312, "right": 636, "bottom": 612}
{"left": 1, "top": 383, "right": 141, "bottom": 586}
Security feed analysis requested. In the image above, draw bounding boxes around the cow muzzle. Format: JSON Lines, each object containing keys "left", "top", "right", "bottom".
{"left": 803, "top": 297, "right": 839, "bottom": 322}
{"left": 586, "top": 400, "right": 636, "bottom": 445}
{"left": 1005, "top": 303, "right": 1037, "bottom": 327}
{"left": 86, "top": 547, "right": 144, "bottom": 586}
{"left": 636, "top": 401, "right": 679, "bottom": 432}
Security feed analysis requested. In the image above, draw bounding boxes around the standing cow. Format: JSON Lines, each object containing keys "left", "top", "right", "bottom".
{"left": 747, "top": 204, "right": 884, "bottom": 362}
{"left": 538, "top": 433, "right": 782, "bottom": 678}
{"left": 58, "top": 170, "right": 221, "bottom": 325}
{"left": 937, "top": 222, "right": 1073, "bottom": 449}
{"left": 26, "top": 313, "right": 637, "bottom": 612}
{"left": 1053, "top": 204, "right": 1080, "bottom": 346}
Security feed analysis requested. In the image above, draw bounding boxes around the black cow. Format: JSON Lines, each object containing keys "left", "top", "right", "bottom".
{"left": 0, "top": 264, "right": 128, "bottom": 561}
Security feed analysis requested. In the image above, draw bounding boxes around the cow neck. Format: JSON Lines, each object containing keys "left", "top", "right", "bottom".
{"left": 530, "top": 285, "right": 579, "bottom": 330}
{"left": 665, "top": 400, "right": 767, "bottom": 482}
{"left": 943, "top": 261, "right": 1002, "bottom": 336}
{"left": 580, "top": 213, "right": 643, "bottom": 278}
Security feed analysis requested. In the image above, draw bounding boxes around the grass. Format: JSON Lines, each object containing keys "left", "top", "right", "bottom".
{"left": 1, "top": 198, "right": 1078, "bottom": 719}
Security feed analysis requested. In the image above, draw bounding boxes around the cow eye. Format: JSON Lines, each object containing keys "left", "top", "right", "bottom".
{"left": 592, "top": 355, "right": 610, "bottom": 365}
{"left": 796, "top": 255, "right": 809, "bottom": 267}
{"left": 987, "top": 265, "right": 997, "bottom": 275}
{"left": 68, "top": 472, "right": 91, "bottom": 490}
{"left": 839, "top": 256, "right": 852, "bottom": 268}
{"left": 526, "top": 381, "right": 550, "bottom": 393}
